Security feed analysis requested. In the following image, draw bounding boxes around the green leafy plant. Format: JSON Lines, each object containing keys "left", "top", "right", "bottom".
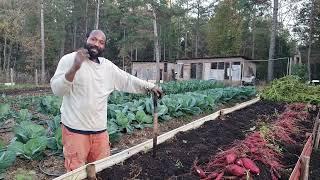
{"left": 0, "top": 151, "right": 16, "bottom": 173}
{"left": 115, "top": 112, "right": 134, "bottom": 133}
{"left": 133, "top": 110, "right": 153, "bottom": 129}
{"left": 107, "top": 119, "right": 122, "bottom": 144}
{"left": 38, "top": 96, "right": 62, "bottom": 116}
{"left": 0, "top": 139, "right": 5, "bottom": 151}
{"left": 16, "top": 109, "right": 32, "bottom": 122}
{"left": 15, "top": 169, "right": 36, "bottom": 180}
{"left": 14, "top": 121, "right": 46, "bottom": 143}
{"left": 47, "top": 127, "right": 63, "bottom": 151}
{"left": 0, "top": 103, "right": 11, "bottom": 122}
{"left": 8, "top": 137, "right": 48, "bottom": 160}
{"left": 261, "top": 75, "right": 320, "bottom": 104}
{"left": 46, "top": 115, "right": 63, "bottom": 151}
{"left": 291, "top": 64, "right": 308, "bottom": 81}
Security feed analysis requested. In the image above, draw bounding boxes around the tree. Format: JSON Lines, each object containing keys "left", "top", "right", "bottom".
{"left": 40, "top": 0, "right": 46, "bottom": 83}
{"left": 267, "top": 0, "right": 278, "bottom": 81}
{"left": 294, "top": 0, "right": 320, "bottom": 80}
{"left": 95, "top": 0, "right": 100, "bottom": 29}
{"left": 307, "top": 0, "right": 315, "bottom": 81}
{"left": 206, "top": 0, "right": 243, "bottom": 56}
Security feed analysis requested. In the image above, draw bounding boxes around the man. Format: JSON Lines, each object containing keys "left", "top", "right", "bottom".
{"left": 50, "top": 30, "right": 163, "bottom": 171}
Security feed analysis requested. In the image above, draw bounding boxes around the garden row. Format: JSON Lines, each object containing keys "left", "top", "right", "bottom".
{"left": 0, "top": 80, "right": 255, "bottom": 176}
{"left": 93, "top": 101, "right": 313, "bottom": 180}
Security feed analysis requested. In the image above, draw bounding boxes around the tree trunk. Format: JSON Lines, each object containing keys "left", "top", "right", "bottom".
{"left": 195, "top": 0, "right": 200, "bottom": 58}
{"left": 6, "top": 43, "right": 12, "bottom": 71}
{"left": 267, "top": 0, "right": 278, "bottom": 82}
{"left": 60, "top": 22, "right": 66, "bottom": 58}
{"left": 40, "top": 0, "right": 46, "bottom": 83}
{"left": 73, "top": 22, "right": 77, "bottom": 49}
{"left": 185, "top": 0, "right": 189, "bottom": 58}
{"left": 95, "top": 0, "right": 100, "bottom": 29}
{"left": 3, "top": 35, "right": 7, "bottom": 71}
{"left": 251, "top": 7, "right": 256, "bottom": 59}
{"left": 85, "top": 0, "right": 88, "bottom": 34}
{"left": 159, "top": 26, "right": 161, "bottom": 61}
{"left": 0, "top": 55, "right": 2, "bottom": 74}
{"left": 176, "top": 18, "right": 180, "bottom": 59}
{"left": 168, "top": 46, "right": 171, "bottom": 60}
{"left": 130, "top": 45, "right": 133, "bottom": 62}
{"left": 163, "top": 41, "right": 166, "bottom": 61}
{"left": 135, "top": 47, "right": 138, "bottom": 61}
{"left": 152, "top": 7, "right": 160, "bottom": 83}
{"left": 123, "top": 29, "right": 126, "bottom": 70}
{"left": 184, "top": 31, "right": 187, "bottom": 57}
{"left": 60, "top": 34, "right": 65, "bottom": 59}
{"left": 307, "top": 0, "right": 315, "bottom": 81}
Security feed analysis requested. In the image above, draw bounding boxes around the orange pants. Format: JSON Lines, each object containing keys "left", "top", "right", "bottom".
{"left": 61, "top": 125, "right": 110, "bottom": 171}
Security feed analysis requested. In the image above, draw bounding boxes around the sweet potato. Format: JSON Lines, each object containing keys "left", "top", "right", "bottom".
{"left": 194, "top": 165, "right": 207, "bottom": 178}
{"left": 226, "top": 152, "right": 237, "bottom": 164}
{"left": 241, "top": 158, "right": 260, "bottom": 174}
{"left": 206, "top": 172, "right": 218, "bottom": 179}
{"left": 226, "top": 164, "right": 246, "bottom": 177}
{"left": 215, "top": 172, "right": 224, "bottom": 180}
{"left": 235, "top": 158, "right": 243, "bottom": 166}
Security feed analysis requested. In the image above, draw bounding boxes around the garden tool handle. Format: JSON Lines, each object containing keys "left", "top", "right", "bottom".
{"left": 153, "top": 92, "right": 158, "bottom": 110}
{"left": 152, "top": 93, "right": 158, "bottom": 157}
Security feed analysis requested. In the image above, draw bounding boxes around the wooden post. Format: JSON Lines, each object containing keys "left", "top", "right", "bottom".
{"left": 314, "top": 119, "right": 320, "bottom": 149}
{"left": 86, "top": 164, "right": 96, "bottom": 180}
{"left": 10, "top": 68, "right": 13, "bottom": 84}
{"left": 300, "top": 155, "right": 310, "bottom": 180}
{"left": 152, "top": 94, "right": 158, "bottom": 158}
{"left": 312, "top": 112, "right": 320, "bottom": 136}
{"left": 287, "top": 58, "right": 289, "bottom": 75}
{"left": 312, "top": 119, "right": 319, "bottom": 144}
{"left": 229, "top": 62, "right": 232, "bottom": 83}
{"left": 241, "top": 61, "right": 245, "bottom": 86}
{"left": 35, "top": 69, "right": 39, "bottom": 86}
{"left": 289, "top": 57, "right": 292, "bottom": 75}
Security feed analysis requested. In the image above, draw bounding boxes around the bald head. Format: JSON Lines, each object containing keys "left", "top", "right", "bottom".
{"left": 85, "top": 30, "right": 106, "bottom": 60}
{"left": 88, "top": 30, "right": 106, "bottom": 40}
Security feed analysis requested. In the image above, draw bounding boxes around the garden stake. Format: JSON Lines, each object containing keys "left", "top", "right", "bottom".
{"left": 152, "top": 93, "right": 158, "bottom": 158}
{"left": 301, "top": 155, "right": 310, "bottom": 180}
{"left": 315, "top": 122, "right": 320, "bottom": 150}
{"left": 86, "top": 164, "right": 97, "bottom": 180}
{"left": 314, "top": 111, "right": 320, "bottom": 150}
{"left": 312, "top": 111, "right": 320, "bottom": 146}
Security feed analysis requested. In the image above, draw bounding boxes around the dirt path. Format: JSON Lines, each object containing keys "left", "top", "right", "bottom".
{"left": 0, "top": 86, "right": 52, "bottom": 96}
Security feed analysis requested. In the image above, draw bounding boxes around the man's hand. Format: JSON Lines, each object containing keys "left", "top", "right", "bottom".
{"left": 72, "top": 48, "right": 90, "bottom": 71}
{"left": 150, "top": 86, "right": 164, "bottom": 99}
{"left": 65, "top": 49, "right": 90, "bottom": 82}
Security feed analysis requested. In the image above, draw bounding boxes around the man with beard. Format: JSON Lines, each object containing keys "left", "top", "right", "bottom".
{"left": 50, "top": 30, "right": 163, "bottom": 171}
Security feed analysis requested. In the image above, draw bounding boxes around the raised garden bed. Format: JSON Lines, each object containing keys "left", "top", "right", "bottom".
{"left": 96, "top": 100, "right": 289, "bottom": 179}
{"left": 54, "top": 99, "right": 288, "bottom": 179}
{"left": 62, "top": 100, "right": 314, "bottom": 180}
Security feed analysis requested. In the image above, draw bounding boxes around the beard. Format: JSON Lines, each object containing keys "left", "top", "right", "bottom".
{"left": 84, "top": 43, "right": 104, "bottom": 59}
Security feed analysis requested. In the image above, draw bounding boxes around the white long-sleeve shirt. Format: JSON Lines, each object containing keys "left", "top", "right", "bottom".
{"left": 50, "top": 52, "right": 155, "bottom": 131}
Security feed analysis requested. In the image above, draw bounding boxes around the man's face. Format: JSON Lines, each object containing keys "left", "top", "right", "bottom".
{"left": 85, "top": 32, "right": 106, "bottom": 59}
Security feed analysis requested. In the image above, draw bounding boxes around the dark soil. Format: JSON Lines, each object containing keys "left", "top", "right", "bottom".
{"left": 309, "top": 149, "right": 320, "bottom": 180}
{"left": 0, "top": 86, "right": 52, "bottom": 96}
{"left": 279, "top": 112, "right": 315, "bottom": 180}
{"left": 97, "top": 101, "right": 286, "bottom": 180}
